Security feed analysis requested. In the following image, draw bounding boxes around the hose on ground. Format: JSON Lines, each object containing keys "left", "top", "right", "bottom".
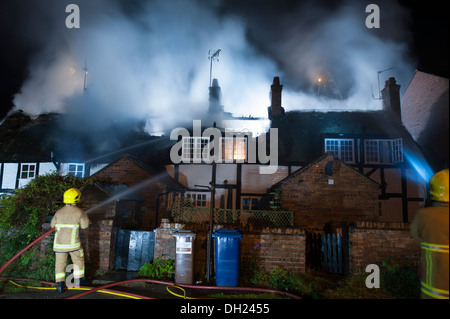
{"left": 0, "top": 227, "right": 301, "bottom": 300}
{"left": 0, "top": 228, "right": 55, "bottom": 276}
{"left": 5, "top": 278, "right": 149, "bottom": 299}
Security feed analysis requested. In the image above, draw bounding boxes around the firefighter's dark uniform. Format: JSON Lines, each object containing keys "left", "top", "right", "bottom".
{"left": 411, "top": 202, "right": 449, "bottom": 299}
{"left": 51, "top": 204, "right": 89, "bottom": 283}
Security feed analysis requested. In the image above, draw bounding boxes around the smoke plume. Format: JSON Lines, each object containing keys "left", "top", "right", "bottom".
{"left": 12, "top": 0, "right": 415, "bottom": 134}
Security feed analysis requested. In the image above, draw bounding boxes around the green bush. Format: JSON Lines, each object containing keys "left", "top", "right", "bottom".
{"left": 138, "top": 258, "right": 175, "bottom": 281}
{"left": 0, "top": 173, "right": 91, "bottom": 280}
{"left": 381, "top": 259, "right": 420, "bottom": 299}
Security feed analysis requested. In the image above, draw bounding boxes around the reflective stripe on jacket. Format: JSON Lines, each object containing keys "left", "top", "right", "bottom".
{"left": 51, "top": 205, "right": 89, "bottom": 253}
{"left": 411, "top": 202, "right": 449, "bottom": 299}
{"left": 54, "top": 224, "right": 81, "bottom": 251}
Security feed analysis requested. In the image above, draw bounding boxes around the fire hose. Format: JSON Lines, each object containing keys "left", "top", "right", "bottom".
{"left": 0, "top": 228, "right": 301, "bottom": 300}
{"left": 0, "top": 227, "right": 56, "bottom": 276}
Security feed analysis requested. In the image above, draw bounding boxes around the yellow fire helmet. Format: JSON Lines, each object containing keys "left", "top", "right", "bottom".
{"left": 429, "top": 169, "right": 449, "bottom": 202}
{"left": 63, "top": 188, "right": 82, "bottom": 204}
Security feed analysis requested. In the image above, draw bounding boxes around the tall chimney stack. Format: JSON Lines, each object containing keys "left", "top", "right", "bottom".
{"left": 268, "top": 76, "right": 285, "bottom": 120}
{"left": 381, "top": 77, "right": 401, "bottom": 120}
{"left": 208, "top": 78, "right": 224, "bottom": 114}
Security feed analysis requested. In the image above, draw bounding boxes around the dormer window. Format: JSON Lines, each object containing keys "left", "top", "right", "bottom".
{"left": 181, "top": 136, "right": 247, "bottom": 163}
{"left": 182, "top": 137, "right": 210, "bottom": 163}
{"left": 324, "top": 138, "right": 355, "bottom": 163}
{"left": 222, "top": 136, "right": 246, "bottom": 162}
{"left": 365, "top": 138, "right": 403, "bottom": 164}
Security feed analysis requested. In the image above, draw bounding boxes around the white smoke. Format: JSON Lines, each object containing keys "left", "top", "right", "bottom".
{"left": 274, "top": 0, "right": 415, "bottom": 112}
{"left": 12, "top": 0, "right": 415, "bottom": 133}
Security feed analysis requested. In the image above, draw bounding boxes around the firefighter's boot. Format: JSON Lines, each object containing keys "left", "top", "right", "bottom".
{"left": 56, "top": 281, "right": 65, "bottom": 294}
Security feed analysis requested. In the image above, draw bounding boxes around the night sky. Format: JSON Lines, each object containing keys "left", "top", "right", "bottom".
{"left": 0, "top": 0, "right": 448, "bottom": 122}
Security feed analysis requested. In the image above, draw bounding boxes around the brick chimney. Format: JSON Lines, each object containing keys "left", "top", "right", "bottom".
{"left": 208, "top": 78, "right": 224, "bottom": 114}
{"left": 268, "top": 76, "right": 285, "bottom": 120}
{"left": 381, "top": 77, "right": 401, "bottom": 120}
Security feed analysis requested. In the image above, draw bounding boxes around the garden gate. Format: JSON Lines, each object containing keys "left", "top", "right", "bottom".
{"left": 113, "top": 228, "right": 155, "bottom": 271}
{"left": 305, "top": 222, "right": 349, "bottom": 275}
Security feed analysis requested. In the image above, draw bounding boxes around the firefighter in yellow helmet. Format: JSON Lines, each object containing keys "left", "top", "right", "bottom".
{"left": 411, "top": 169, "right": 449, "bottom": 299}
{"left": 50, "top": 188, "right": 89, "bottom": 293}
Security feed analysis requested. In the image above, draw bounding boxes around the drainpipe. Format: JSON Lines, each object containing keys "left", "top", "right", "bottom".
{"left": 206, "top": 162, "right": 216, "bottom": 282}
{"left": 51, "top": 151, "right": 60, "bottom": 171}
{"left": 155, "top": 191, "right": 169, "bottom": 228}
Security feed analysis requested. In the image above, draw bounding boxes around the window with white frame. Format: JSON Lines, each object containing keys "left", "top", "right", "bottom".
{"left": 222, "top": 137, "right": 246, "bottom": 162}
{"left": 185, "top": 192, "right": 208, "bottom": 207}
{"left": 20, "top": 164, "right": 36, "bottom": 179}
{"left": 181, "top": 136, "right": 247, "bottom": 163}
{"left": 364, "top": 138, "right": 403, "bottom": 164}
{"left": 392, "top": 138, "right": 403, "bottom": 163}
{"left": 324, "top": 138, "right": 355, "bottom": 163}
{"left": 68, "top": 164, "right": 85, "bottom": 177}
{"left": 242, "top": 196, "right": 259, "bottom": 211}
{"left": 182, "top": 137, "right": 210, "bottom": 162}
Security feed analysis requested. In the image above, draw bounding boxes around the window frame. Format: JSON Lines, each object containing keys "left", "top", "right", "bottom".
{"left": 67, "top": 163, "right": 85, "bottom": 177}
{"left": 364, "top": 138, "right": 403, "bottom": 164}
{"left": 20, "top": 163, "right": 36, "bottom": 179}
{"left": 181, "top": 135, "right": 248, "bottom": 163}
{"left": 324, "top": 138, "right": 355, "bottom": 163}
{"left": 221, "top": 136, "right": 247, "bottom": 163}
{"left": 185, "top": 192, "right": 209, "bottom": 208}
{"left": 182, "top": 137, "right": 210, "bottom": 163}
{"left": 241, "top": 196, "right": 260, "bottom": 211}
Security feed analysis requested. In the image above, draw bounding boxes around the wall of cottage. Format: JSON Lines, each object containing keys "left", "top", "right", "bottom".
{"left": 154, "top": 221, "right": 306, "bottom": 282}
{"left": 92, "top": 155, "right": 166, "bottom": 229}
{"left": 281, "top": 156, "right": 381, "bottom": 232}
{"left": 348, "top": 221, "right": 421, "bottom": 274}
{"left": 40, "top": 218, "right": 420, "bottom": 280}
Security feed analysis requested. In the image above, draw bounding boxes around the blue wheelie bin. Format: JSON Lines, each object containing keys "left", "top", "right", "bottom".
{"left": 212, "top": 230, "right": 243, "bottom": 286}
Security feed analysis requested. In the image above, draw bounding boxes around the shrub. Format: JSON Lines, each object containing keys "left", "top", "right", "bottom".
{"left": 0, "top": 173, "right": 91, "bottom": 280}
{"left": 381, "top": 259, "right": 420, "bottom": 299}
{"left": 138, "top": 258, "right": 175, "bottom": 281}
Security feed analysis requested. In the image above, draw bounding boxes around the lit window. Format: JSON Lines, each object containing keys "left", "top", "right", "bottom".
{"left": 182, "top": 137, "right": 210, "bottom": 162}
{"left": 324, "top": 138, "right": 354, "bottom": 163}
{"left": 222, "top": 137, "right": 246, "bottom": 162}
{"left": 185, "top": 192, "right": 208, "bottom": 207}
{"left": 364, "top": 139, "right": 403, "bottom": 164}
{"left": 21, "top": 164, "right": 36, "bottom": 179}
{"left": 68, "top": 164, "right": 84, "bottom": 177}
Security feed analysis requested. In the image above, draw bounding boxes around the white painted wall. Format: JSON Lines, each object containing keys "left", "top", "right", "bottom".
{"left": 1, "top": 163, "right": 18, "bottom": 189}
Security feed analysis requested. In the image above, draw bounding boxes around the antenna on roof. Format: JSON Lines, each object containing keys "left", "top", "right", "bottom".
{"left": 372, "top": 67, "right": 393, "bottom": 100}
{"left": 208, "top": 49, "right": 221, "bottom": 87}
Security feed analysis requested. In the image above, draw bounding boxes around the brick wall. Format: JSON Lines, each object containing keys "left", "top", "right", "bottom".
{"left": 348, "top": 221, "right": 421, "bottom": 274}
{"left": 82, "top": 217, "right": 115, "bottom": 276}
{"left": 79, "top": 186, "right": 116, "bottom": 277}
{"left": 93, "top": 154, "right": 166, "bottom": 229}
{"left": 281, "top": 155, "right": 381, "bottom": 232}
{"left": 154, "top": 221, "right": 306, "bottom": 283}
{"left": 240, "top": 227, "right": 306, "bottom": 274}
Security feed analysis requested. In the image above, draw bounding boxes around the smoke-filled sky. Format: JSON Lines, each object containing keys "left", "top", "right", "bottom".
{"left": 1, "top": 0, "right": 448, "bottom": 133}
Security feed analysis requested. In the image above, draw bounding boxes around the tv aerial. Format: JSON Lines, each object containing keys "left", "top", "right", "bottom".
{"left": 372, "top": 67, "right": 393, "bottom": 100}
{"left": 208, "top": 49, "right": 221, "bottom": 87}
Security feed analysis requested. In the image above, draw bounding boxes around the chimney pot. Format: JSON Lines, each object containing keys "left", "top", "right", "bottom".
{"left": 381, "top": 76, "right": 401, "bottom": 120}
{"left": 269, "top": 76, "right": 285, "bottom": 120}
{"left": 273, "top": 76, "right": 280, "bottom": 85}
